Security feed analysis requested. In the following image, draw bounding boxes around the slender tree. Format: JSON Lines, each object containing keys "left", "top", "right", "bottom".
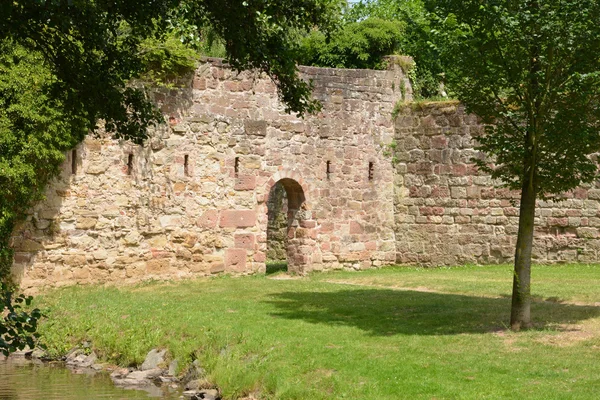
{"left": 427, "top": 0, "right": 600, "bottom": 330}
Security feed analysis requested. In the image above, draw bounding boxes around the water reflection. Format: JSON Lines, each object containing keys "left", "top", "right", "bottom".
{"left": 0, "top": 357, "right": 180, "bottom": 399}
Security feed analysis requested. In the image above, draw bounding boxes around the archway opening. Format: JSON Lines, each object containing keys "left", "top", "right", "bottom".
{"left": 266, "top": 178, "right": 308, "bottom": 274}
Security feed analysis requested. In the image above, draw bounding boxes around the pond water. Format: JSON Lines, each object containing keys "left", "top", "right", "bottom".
{"left": 0, "top": 357, "right": 181, "bottom": 400}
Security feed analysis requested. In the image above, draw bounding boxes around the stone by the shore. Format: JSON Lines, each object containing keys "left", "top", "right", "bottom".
{"left": 141, "top": 348, "right": 167, "bottom": 371}
{"left": 183, "top": 388, "right": 220, "bottom": 400}
{"left": 65, "top": 349, "right": 98, "bottom": 368}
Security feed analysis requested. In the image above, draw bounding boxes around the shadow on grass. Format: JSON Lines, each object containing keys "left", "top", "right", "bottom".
{"left": 266, "top": 289, "right": 600, "bottom": 335}
{"left": 266, "top": 261, "right": 288, "bottom": 275}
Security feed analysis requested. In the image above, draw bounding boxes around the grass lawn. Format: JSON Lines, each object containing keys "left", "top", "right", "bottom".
{"left": 36, "top": 264, "right": 600, "bottom": 399}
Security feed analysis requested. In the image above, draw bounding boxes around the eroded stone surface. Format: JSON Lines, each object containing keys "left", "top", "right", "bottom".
{"left": 393, "top": 103, "right": 600, "bottom": 265}
{"left": 10, "top": 58, "right": 600, "bottom": 291}
{"left": 12, "top": 58, "right": 403, "bottom": 291}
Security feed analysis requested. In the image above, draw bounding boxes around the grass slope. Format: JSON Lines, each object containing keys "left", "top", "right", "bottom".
{"left": 37, "top": 264, "right": 600, "bottom": 399}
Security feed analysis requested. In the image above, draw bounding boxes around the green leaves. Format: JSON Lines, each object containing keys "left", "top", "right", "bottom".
{"left": 0, "top": 1, "right": 340, "bottom": 280}
{"left": 0, "top": 281, "right": 43, "bottom": 357}
{"left": 428, "top": 0, "right": 600, "bottom": 198}
{"left": 0, "top": 41, "right": 87, "bottom": 278}
{"left": 298, "top": 17, "right": 405, "bottom": 70}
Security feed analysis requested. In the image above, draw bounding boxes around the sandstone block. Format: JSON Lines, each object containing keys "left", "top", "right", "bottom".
{"left": 234, "top": 175, "right": 257, "bottom": 191}
{"left": 148, "top": 234, "right": 168, "bottom": 247}
{"left": 159, "top": 215, "right": 182, "bottom": 229}
{"left": 72, "top": 267, "right": 90, "bottom": 281}
{"left": 219, "top": 210, "right": 256, "bottom": 228}
{"left": 76, "top": 217, "right": 98, "bottom": 230}
{"left": 224, "top": 249, "right": 246, "bottom": 272}
{"left": 93, "top": 249, "right": 108, "bottom": 260}
{"left": 192, "top": 77, "right": 206, "bottom": 90}
{"left": 349, "top": 221, "right": 363, "bottom": 234}
{"left": 254, "top": 251, "right": 266, "bottom": 262}
{"left": 197, "top": 210, "right": 219, "bottom": 228}
{"left": 63, "top": 254, "right": 87, "bottom": 266}
{"left": 146, "top": 259, "right": 170, "bottom": 274}
{"left": 577, "top": 227, "right": 598, "bottom": 238}
{"left": 234, "top": 234, "right": 255, "bottom": 249}
{"left": 15, "top": 239, "right": 44, "bottom": 252}
{"left": 244, "top": 120, "right": 267, "bottom": 136}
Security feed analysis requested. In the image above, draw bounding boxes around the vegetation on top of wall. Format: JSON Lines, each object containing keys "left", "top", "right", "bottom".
{"left": 391, "top": 98, "right": 459, "bottom": 119}
{"left": 342, "top": 0, "right": 446, "bottom": 99}
{"left": 138, "top": 33, "right": 199, "bottom": 88}
{"left": 297, "top": 17, "right": 405, "bottom": 70}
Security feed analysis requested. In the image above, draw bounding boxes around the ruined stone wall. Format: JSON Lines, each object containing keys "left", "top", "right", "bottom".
{"left": 11, "top": 58, "right": 406, "bottom": 291}
{"left": 13, "top": 58, "right": 600, "bottom": 292}
{"left": 394, "top": 102, "right": 600, "bottom": 265}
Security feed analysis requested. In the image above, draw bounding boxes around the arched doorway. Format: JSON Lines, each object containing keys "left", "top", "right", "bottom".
{"left": 266, "top": 178, "right": 314, "bottom": 274}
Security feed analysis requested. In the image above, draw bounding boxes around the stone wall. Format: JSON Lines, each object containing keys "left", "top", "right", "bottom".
{"left": 11, "top": 57, "right": 406, "bottom": 291}
{"left": 12, "top": 58, "right": 600, "bottom": 292}
{"left": 394, "top": 102, "right": 600, "bottom": 265}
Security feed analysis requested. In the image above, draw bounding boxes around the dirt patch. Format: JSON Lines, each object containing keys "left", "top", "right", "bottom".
{"left": 536, "top": 320, "right": 600, "bottom": 347}
{"left": 267, "top": 274, "right": 303, "bottom": 280}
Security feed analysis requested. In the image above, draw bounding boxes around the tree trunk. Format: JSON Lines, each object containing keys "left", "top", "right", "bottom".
{"left": 510, "top": 174, "right": 537, "bottom": 330}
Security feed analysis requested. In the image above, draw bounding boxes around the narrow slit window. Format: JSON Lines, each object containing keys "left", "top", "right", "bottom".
{"left": 127, "top": 154, "right": 134, "bottom": 175}
{"left": 184, "top": 154, "right": 189, "bottom": 177}
{"left": 326, "top": 160, "right": 331, "bottom": 179}
{"left": 71, "top": 149, "right": 77, "bottom": 175}
{"left": 368, "top": 162, "right": 374, "bottom": 181}
{"left": 234, "top": 156, "right": 240, "bottom": 176}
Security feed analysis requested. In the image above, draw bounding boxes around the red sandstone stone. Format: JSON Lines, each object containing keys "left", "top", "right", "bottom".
{"left": 219, "top": 210, "right": 256, "bottom": 228}
{"left": 234, "top": 233, "right": 255, "bottom": 249}
{"left": 192, "top": 78, "right": 206, "bottom": 90}
{"left": 452, "top": 164, "right": 468, "bottom": 176}
{"left": 150, "top": 249, "right": 171, "bottom": 259}
{"left": 300, "top": 220, "right": 316, "bottom": 228}
{"left": 198, "top": 210, "right": 219, "bottom": 228}
{"left": 349, "top": 221, "right": 363, "bottom": 234}
{"left": 573, "top": 188, "right": 588, "bottom": 199}
{"left": 234, "top": 175, "right": 257, "bottom": 191}
{"left": 431, "top": 186, "right": 451, "bottom": 198}
{"left": 224, "top": 249, "right": 246, "bottom": 272}
{"left": 432, "top": 207, "right": 445, "bottom": 216}
{"left": 253, "top": 251, "right": 266, "bottom": 262}
{"left": 431, "top": 135, "right": 448, "bottom": 149}
{"left": 549, "top": 217, "right": 569, "bottom": 227}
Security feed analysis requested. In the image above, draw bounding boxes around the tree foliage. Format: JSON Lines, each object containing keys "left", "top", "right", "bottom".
{"left": 0, "top": 281, "right": 42, "bottom": 356}
{"left": 0, "top": 1, "right": 341, "bottom": 353}
{"left": 344, "top": 0, "right": 444, "bottom": 98}
{"left": 427, "top": 0, "right": 600, "bottom": 329}
{"left": 1, "top": 1, "right": 340, "bottom": 131}
{"left": 298, "top": 17, "right": 405, "bottom": 69}
{"left": 0, "top": 41, "right": 88, "bottom": 279}
{"left": 0, "top": 0, "right": 341, "bottom": 277}
{"left": 138, "top": 33, "right": 200, "bottom": 88}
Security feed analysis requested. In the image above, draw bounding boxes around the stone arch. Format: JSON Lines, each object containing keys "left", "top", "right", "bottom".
{"left": 259, "top": 171, "right": 319, "bottom": 274}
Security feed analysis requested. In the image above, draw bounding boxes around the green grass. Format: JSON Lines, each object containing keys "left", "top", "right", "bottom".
{"left": 265, "top": 261, "right": 288, "bottom": 275}
{"left": 36, "top": 264, "right": 600, "bottom": 399}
